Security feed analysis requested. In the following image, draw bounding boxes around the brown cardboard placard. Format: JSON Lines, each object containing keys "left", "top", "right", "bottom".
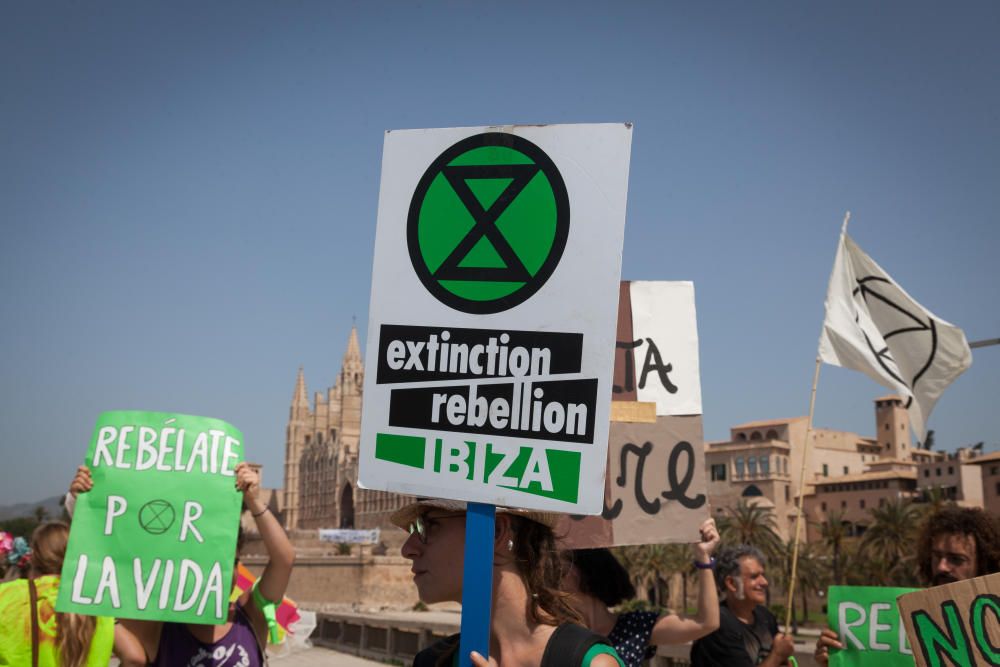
{"left": 556, "top": 415, "right": 708, "bottom": 547}
{"left": 897, "top": 571, "right": 1000, "bottom": 667}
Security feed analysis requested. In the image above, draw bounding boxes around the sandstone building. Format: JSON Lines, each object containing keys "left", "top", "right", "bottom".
{"left": 705, "top": 396, "right": 944, "bottom": 539}
{"left": 282, "top": 328, "right": 413, "bottom": 532}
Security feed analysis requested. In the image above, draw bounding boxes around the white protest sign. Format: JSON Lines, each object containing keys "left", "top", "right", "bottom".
{"left": 359, "top": 124, "right": 632, "bottom": 513}
{"left": 628, "top": 281, "right": 702, "bottom": 415}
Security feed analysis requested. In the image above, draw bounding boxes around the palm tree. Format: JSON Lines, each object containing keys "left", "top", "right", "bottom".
{"left": 818, "top": 509, "right": 851, "bottom": 586}
{"left": 662, "top": 543, "right": 692, "bottom": 612}
{"left": 860, "top": 499, "right": 921, "bottom": 586}
{"left": 717, "top": 500, "right": 783, "bottom": 565}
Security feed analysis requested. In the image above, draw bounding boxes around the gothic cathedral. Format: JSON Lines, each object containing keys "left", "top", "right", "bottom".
{"left": 282, "top": 327, "right": 413, "bottom": 531}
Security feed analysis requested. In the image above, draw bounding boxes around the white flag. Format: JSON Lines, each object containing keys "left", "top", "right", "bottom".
{"left": 818, "top": 230, "right": 972, "bottom": 441}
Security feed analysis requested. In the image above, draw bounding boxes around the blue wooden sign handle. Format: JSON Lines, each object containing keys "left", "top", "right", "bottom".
{"left": 459, "top": 502, "right": 496, "bottom": 667}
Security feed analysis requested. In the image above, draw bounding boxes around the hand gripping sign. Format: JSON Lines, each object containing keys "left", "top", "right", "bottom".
{"left": 56, "top": 411, "right": 244, "bottom": 624}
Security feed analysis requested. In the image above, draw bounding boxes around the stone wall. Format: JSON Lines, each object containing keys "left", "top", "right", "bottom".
{"left": 242, "top": 553, "right": 422, "bottom": 611}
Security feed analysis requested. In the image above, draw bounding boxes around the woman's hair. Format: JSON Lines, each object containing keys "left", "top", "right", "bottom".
{"left": 567, "top": 548, "right": 636, "bottom": 607}
{"left": 30, "top": 522, "right": 97, "bottom": 667}
{"left": 508, "top": 516, "right": 583, "bottom": 626}
{"left": 917, "top": 507, "right": 1000, "bottom": 584}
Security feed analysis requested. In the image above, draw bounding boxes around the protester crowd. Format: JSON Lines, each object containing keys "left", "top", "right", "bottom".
{"left": 3, "top": 469, "right": 999, "bottom": 667}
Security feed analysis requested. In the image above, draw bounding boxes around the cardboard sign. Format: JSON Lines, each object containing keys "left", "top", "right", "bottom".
{"left": 359, "top": 124, "right": 632, "bottom": 514}
{"left": 558, "top": 281, "right": 706, "bottom": 547}
{"left": 826, "top": 586, "right": 919, "bottom": 666}
{"left": 898, "top": 572, "right": 1000, "bottom": 667}
{"left": 56, "top": 411, "right": 244, "bottom": 624}
{"left": 556, "top": 415, "right": 707, "bottom": 547}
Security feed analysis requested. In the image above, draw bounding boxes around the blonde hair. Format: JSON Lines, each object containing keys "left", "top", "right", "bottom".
{"left": 30, "top": 522, "right": 97, "bottom": 667}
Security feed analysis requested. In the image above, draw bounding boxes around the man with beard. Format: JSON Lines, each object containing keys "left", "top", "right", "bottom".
{"left": 814, "top": 506, "right": 1000, "bottom": 664}
{"left": 690, "top": 545, "right": 795, "bottom": 666}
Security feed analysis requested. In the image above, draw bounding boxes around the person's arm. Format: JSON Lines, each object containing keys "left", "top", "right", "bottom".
{"left": 649, "top": 518, "right": 721, "bottom": 645}
{"left": 112, "top": 622, "right": 149, "bottom": 667}
{"left": 237, "top": 462, "right": 295, "bottom": 641}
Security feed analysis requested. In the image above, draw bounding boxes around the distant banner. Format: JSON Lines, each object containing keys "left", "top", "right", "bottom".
{"left": 898, "top": 572, "right": 1000, "bottom": 667}
{"left": 556, "top": 415, "right": 708, "bottom": 547}
{"left": 318, "top": 528, "right": 380, "bottom": 544}
{"left": 56, "top": 411, "right": 243, "bottom": 624}
{"left": 827, "top": 585, "right": 918, "bottom": 666}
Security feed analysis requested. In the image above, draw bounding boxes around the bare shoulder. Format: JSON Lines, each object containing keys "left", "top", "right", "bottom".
{"left": 590, "top": 652, "right": 623, "bottom": 667}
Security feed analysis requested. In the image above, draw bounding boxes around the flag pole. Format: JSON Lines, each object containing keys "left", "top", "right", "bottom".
{"left": 783, "top": 211, "right": 850, "bottom": 631}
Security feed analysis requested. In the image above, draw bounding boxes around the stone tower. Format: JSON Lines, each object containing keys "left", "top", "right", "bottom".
{"left": 282, "top": 327, "right": 414, "bottom": 532}
{"left": 875, "top": 395, "right": 911, "bottom": 461}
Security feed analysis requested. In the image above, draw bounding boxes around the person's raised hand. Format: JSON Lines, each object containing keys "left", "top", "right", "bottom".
{"left": 693, "top": 517, "right": 721, "bottom": 563}
{"left": 814, "top": 627, "right": 842, "bottom": 666}
{"left": 69, "top": 465, "right": 93, "bottom": 497}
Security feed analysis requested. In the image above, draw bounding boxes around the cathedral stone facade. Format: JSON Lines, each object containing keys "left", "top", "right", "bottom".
{"left": 282, "top": 328, "right": 413, "bottom": 531}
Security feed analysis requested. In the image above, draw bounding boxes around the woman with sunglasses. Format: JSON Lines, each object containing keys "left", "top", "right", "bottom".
{"left": 393, "top": 499, "right": 624, "bottom": 667}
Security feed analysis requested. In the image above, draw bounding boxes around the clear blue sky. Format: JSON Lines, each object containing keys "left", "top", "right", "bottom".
{"left": 2, "top": 1, "right": 997, "bottom": 505}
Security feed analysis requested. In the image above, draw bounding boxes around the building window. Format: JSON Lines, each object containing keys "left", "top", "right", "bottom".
{"left": 750, "top": 431, "right": 763, "bottom": 441}
{"left": 766, "top": 429, "right": 779, "bottom": 440}
{"left": 785, "top": 486, "right": 790, "bottom": 502}
{"left": 880, "top": 498, "right": 886, "bottom": 507}
{"left": 823, "top": 464, "right": 829, "bottom": 477}
{"left": 761, "top": 456, "right": 770, "bottom": 476}
{"left": 948, "top": 466, "right": 954, "bottom": 475}
{"left": 710, "top": 464, "right": 727, "bottom": 481}
{"left": 736, "top": 457, "right": 745, "bottom": 480}
{"left": 860, "top": 499, "right": 866, "bottom": 509}
{"left": 936, "top": 468, "right": 942, "bottom": 476}
{"left": 821, "top": 501, "right": 827, "bottom": 511}
{"left": 843, "top": 466, "right": 849, "bottom": 475}
{"left": 924, "top": 469, "right": 930, "bottom": 477}
{"left": 748, "top": 456, "right": 758, "bottom": 476}
{"left": 737, "top": 433, "right": 747, "bottom": 442}
{"left": 992, "top": 466, "right": 999, "bottom": 476}
{"left": 841, "top": 500, "right": 847, "bottom": 509}
{"left": 885, "top": 423, "right": 890, "bottom": 430}
{"left": 996, "top": 482, "right": 1000, "bottom": 496}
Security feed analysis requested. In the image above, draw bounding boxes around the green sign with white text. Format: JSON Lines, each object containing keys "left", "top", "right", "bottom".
{"left": 828, "top": 585, "right": 919, "bottom": 666}
{"left": 56, "top": 411, "right": 244, "bottom": 624}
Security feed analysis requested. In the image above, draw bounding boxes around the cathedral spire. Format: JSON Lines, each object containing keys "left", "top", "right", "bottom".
{"left": 291, "top": 366, "right": 310, "bottom": 415}
{"left": 344, "top": 325, "right": 362, "bottom": 365}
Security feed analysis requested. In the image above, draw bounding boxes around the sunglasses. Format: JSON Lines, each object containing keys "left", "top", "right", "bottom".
{"left": 408, "top": 512, "right": 466, "bottom": 544}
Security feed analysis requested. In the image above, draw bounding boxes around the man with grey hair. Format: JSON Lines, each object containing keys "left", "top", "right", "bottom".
{"left": 690, "top": 545, "right": 795, "bottom": 666}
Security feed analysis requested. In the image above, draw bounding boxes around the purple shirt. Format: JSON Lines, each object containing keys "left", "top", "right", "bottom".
{"left": 153, "top": 606, "right": 263, "bottom": 667}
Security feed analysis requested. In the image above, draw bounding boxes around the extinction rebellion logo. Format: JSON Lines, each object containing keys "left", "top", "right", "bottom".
{"left": 407, "top": 132, "right": 570, "bottom": 314}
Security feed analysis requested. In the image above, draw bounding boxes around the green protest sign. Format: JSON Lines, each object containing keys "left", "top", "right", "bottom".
{"left": 56, "top": 411, "right": 244, "bottom": 624}
{"left": 828, "top": 585, "right": 920, "bottom": 666}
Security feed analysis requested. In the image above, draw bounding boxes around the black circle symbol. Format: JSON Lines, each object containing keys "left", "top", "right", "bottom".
{"left": 139, "top": 499, "right": 176, "bottom": 535}
{"left": 407, "top": 132, "right": 570, "bottom": 314}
